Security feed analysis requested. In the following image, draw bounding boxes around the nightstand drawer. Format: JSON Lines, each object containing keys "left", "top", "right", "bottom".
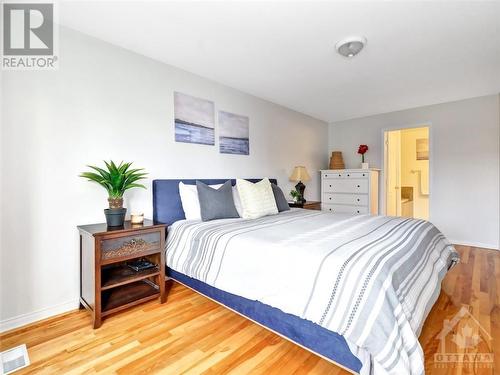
{"left": 101, "top": 231, "right": 161, "bottom": 261}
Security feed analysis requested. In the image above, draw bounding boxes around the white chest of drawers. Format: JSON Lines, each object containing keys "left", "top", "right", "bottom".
{"left": 321, "top": 169, "right": 379, "bottom": 215}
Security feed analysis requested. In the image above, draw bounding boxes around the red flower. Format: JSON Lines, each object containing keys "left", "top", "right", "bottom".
{"left": 357, "top": 145, "right": 368, "bottom": 155}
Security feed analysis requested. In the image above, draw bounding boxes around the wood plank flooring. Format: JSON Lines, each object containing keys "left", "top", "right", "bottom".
{"left": 1, "top": 245, "right": 498, "bottom": 374}
{"left": 420, "top": 245, "right": 499, "bottom": 375}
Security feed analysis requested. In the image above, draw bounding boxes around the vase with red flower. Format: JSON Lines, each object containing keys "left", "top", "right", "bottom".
{"left": 358, "top": 144, "right": 369, "bottom": 169}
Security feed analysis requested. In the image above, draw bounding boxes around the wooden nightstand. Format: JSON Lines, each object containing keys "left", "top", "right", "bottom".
{"left": 78, "top": 219, "right": 166, "bottom": 328}
{"left": 288, "top": 201, "right": 321, "bottom": 210}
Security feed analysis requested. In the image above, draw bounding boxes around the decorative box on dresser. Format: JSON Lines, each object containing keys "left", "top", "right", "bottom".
{"left": 78, "top": 220, "right": 167, "bottom": 328}
{"left": 321, "top": 169, "right": 379, "bottom": 214}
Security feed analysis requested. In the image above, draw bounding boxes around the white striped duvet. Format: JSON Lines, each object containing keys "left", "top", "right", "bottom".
{"left": 166, "top": 209, "right": 459, "bottom": 374}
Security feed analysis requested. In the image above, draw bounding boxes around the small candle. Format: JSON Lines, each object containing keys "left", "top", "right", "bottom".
{"left": 130, "top": 213, "right": 144, "bottom": 224}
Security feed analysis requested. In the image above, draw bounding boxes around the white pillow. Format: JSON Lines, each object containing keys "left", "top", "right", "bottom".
{"left": 179, "top": 182, "right": 222, "bottom": 220}
{"left": 236, "top": 178, "right": 278, "bottom": 219}
{"left": 232, "top": 186, "right": 243, "bottom": 217}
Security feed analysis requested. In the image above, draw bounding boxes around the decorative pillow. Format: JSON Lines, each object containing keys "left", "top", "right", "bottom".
{"left": 179, "top": 181, "right": 222, "bottom": 220}
{"left": 236, "top": 178, "right": 279, "bottom": 219}
{"left": 271, "top": 183, "right": 290, "bottom": 212}
{"left": 196, "top": 180, "right": 240, "bottom": 221}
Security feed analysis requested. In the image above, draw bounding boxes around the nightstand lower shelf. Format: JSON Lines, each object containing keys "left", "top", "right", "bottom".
{"left": 102, "top": 280, "right": 160, "bottom": 316}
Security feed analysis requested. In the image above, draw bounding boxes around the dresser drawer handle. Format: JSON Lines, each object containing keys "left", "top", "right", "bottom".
{"left": 362, "top": 173, "right": 366, "bottom": 176}
{"left": 338, "top": 174, "right": 341, "bottom": 177}
{"left": 357, "top": 198, "right": 360, "bottom": 202}
{"left": 357, "top": 185, "right": 360, "bottom": 188}
{"left": 357, "top": 210, "right": 360, "bottom": 213}
{"left": 329, "top": 197, "right": 332, "bottom": 200}
{"left": 347, "top": 174, "right": 350, "bottom": 176}
{"left": 329, "top": 185, "right": 332, "bottom": 187}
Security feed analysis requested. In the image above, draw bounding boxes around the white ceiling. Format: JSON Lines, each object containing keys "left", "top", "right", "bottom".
{"left": 59, "top": 1, "right": 500, "bottom": 123}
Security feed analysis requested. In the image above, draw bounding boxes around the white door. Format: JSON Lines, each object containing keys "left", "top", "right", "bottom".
{"left": 385, "top": 130, "right": 401, "bottom": 216}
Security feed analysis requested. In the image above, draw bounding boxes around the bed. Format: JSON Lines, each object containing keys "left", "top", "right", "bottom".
{"left": 153, "top": 178, "right": 459, "bottom": 375}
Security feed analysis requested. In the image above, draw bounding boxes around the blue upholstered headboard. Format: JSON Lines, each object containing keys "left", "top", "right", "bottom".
{"left": 153, "top": 178, "right": 277, "bottom": 225}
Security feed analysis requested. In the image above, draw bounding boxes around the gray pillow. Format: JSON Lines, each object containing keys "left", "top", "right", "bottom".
{"left": 271, "top": 183, "right": 290, "bottom": 212}
{"left": 196, "top": 180, "right": 240, "bottom": 221}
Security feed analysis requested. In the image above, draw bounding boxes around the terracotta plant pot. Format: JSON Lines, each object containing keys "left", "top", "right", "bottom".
{"left": 108, "top": 197, "right": 123, "bottom": 209}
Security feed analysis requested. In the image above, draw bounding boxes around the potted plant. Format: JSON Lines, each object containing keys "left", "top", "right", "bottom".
{"left": 290, "top": 189, "right": 301, "bottom": 203}
{"left": 358, "top": 144, "right": 369, "bottom": 169}
{"left": 80, "top": 161, "right": 147, "bottom": 227}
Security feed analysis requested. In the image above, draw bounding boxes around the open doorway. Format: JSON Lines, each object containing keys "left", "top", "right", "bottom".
{"left": 384, "top": 126, "right": 429, "bottom": 220}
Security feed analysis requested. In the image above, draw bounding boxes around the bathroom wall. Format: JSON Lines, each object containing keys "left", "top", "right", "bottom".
{"left": 400, "top": 127, "right": 429, "bottom": 220}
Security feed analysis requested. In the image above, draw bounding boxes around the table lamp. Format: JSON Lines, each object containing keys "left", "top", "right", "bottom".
{"left": 289, "top": 166, "right": 311, "bottom": 204}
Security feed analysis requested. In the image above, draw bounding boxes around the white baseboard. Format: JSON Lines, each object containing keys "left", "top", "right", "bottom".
{"left": 0, "top": 299, "right": 80, "bottom": 333}
{"left": 450, "top": 239, "right": 499, "bottom": 251}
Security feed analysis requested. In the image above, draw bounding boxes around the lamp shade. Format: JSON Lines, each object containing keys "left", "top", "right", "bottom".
{"left": 289, "top": 166, "right": 311, "bottom": 182}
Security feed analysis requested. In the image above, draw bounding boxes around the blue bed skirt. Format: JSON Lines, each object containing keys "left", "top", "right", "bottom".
{"left": 168, "top": 268, "right": 362, "bottom": 373}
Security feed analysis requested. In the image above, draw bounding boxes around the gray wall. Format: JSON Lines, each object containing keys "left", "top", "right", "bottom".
{"left": 0, "top": 27, "right": 328, "bottom": 330}
{"left": 329, "top": 94, "right": 500, "bottom": 249}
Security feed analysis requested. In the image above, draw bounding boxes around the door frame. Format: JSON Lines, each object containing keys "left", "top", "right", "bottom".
{"left": 384, "top": 130, "right": 402, "bottom": 216}
{"left": 381, "top": 122, "right": 433, "bottom": 220}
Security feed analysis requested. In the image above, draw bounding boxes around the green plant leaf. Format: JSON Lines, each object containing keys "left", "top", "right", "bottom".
{"left": 87, "top": 165, "right": 110, "bottom": 180}
{"left": 126, "top": 183, "right": 147, "bottom": 190}
{"left": 118, "top": 162, "right": 132, "bottom": 174}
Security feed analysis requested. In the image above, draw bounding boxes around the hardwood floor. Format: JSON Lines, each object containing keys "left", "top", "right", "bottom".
{"left": 1, "top": 245, "right": 498, "bottom": 374}
{"left": 420, "top": 245, "right": 499, "bottom": 375}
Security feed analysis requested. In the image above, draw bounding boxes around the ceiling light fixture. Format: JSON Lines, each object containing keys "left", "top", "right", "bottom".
{"left": 335, "top": 36, "right": 367, "bottom": 58}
